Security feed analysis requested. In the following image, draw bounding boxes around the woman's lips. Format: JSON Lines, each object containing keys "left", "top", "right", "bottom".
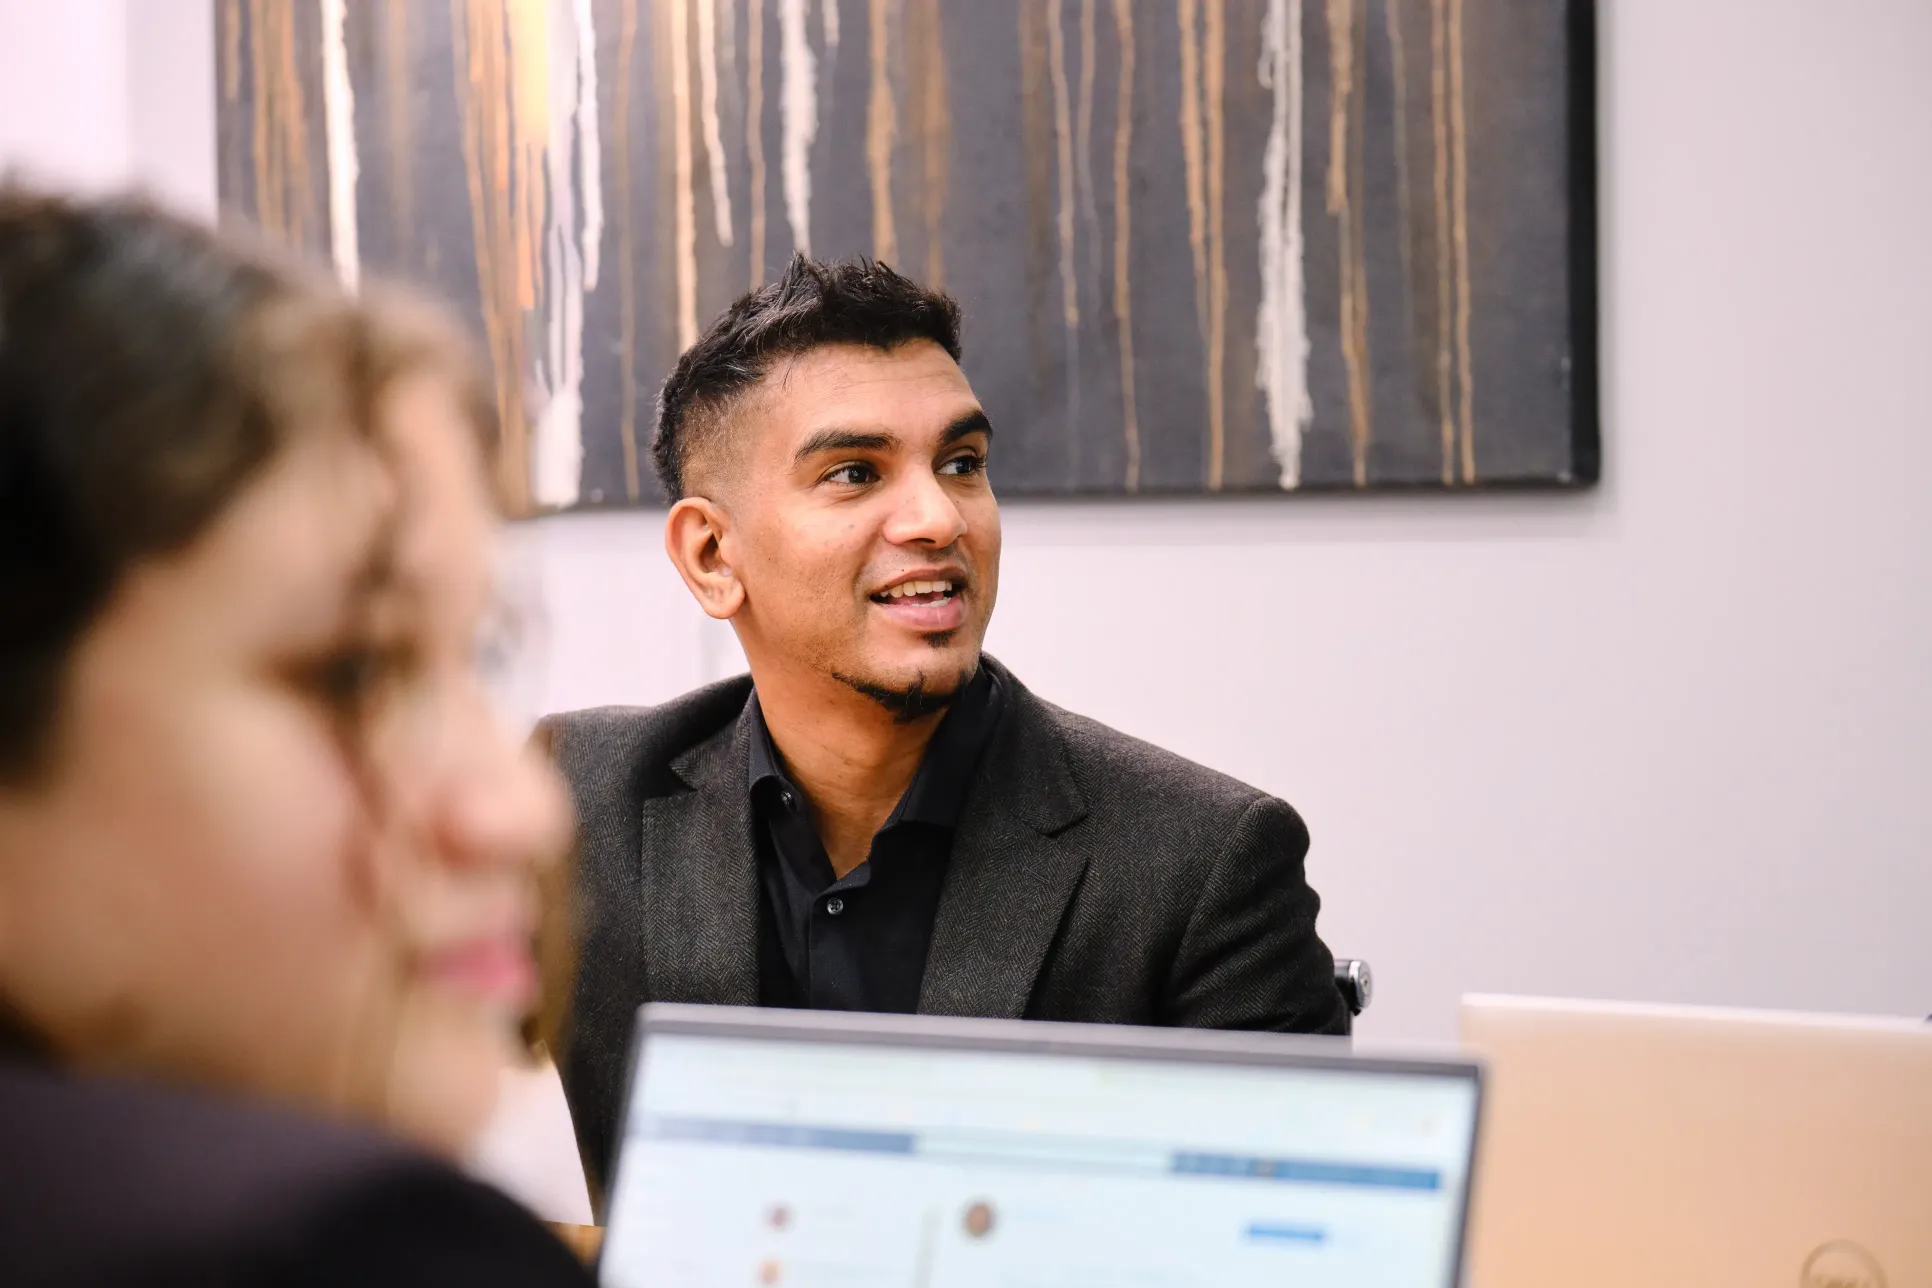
{"left": 420, "top": 936, "right": 536, "bottom": 1009}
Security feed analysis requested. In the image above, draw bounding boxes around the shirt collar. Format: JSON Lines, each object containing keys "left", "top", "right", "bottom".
{"left": 744, "top": 662, "right": 1005, "bottom": 831}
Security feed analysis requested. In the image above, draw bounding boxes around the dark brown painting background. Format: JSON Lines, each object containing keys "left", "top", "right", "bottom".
{"left": 216, "top": 0, "right": 1595, "bottom": 510}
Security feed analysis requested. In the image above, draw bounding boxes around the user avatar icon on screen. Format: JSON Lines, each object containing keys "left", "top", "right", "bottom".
{"left": 962, "top": 1200, "right": 996, "bottom": 1240}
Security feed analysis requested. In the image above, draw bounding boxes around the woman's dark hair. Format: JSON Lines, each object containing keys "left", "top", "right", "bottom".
{"left": 653, "top": 253, "right": 963, "bottom": 500}
{"left": 0, "top": 186, "right": 368, "bottom": 783}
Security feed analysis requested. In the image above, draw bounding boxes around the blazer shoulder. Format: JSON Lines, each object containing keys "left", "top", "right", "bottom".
{"left": 538, "top": 673, "right": 754, "bottom": 800}
{"left": 1022, "top": 690, "right": 1299, "bottom": 835}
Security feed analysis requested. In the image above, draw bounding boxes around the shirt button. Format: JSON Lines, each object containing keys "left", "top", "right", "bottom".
{"left": 779, "top": 789, "right": 797, "bottom": 811}
{"left": 824, "top": 896, "right": 846, "bottom": 916}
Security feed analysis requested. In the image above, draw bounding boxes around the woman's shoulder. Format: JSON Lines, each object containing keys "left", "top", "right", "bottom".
{"left": 0, "top": 1057, "right": 594, "bottom": 1286}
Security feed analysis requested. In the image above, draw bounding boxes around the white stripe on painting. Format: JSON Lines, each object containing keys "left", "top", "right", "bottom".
{"left": 1257, "top": 0, "right": 1310, "bottom": 488}
{"left": 697, "top": 0, "right": 735, "bottom": 244}
{"left": 533, "top": 0, "right": 587, "bottom": 508}
{"left": 672, "top": 0, "right": 699, "bottom": 345}
{"left": 573, "top": 0, "right": 603, "bottom": 288}
{"left": 780, "top": 0, "right": 817, "bottom": 255}
{"left": 319, "top": 0, "right": 360, "bottom": 290}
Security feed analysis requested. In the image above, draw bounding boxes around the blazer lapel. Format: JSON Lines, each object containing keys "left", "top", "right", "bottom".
{"left": 636, "top": 716, "right": 761, "bottom": 1007}
{"left": 919, "top": 666, "right": 1090, "bottom": 1018}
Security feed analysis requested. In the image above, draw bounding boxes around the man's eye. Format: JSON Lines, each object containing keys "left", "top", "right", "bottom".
{"left": 824, "top": 462, "right": 878, "bottom": 486}
{"left": 939, "top": 452, "right": 987, "bottom": 477}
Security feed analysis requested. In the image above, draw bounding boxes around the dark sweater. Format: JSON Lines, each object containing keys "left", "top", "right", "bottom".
{"left": 0, "top": 1025, "right": 594, "bottom": 1287}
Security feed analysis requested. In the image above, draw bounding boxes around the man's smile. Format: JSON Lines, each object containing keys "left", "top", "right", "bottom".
{"left": 868, "top": 569, "right": 968, "bottom": 632}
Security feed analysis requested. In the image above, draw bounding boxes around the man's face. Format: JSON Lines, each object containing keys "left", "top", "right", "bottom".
{"left": 717, "top": 339, "right": 1000, "bottom": 712}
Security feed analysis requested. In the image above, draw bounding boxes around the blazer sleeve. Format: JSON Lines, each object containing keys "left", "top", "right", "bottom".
{"left": 1162, "top": 794, "right": 1352, "bottom": 1036}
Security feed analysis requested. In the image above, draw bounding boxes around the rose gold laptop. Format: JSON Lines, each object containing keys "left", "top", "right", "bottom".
{"left": 1459, "top": 995, "right": 1932, "bottom": 1288}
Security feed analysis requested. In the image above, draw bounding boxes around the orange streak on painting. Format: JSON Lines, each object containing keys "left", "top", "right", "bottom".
{"left": 910, "top": 0, "right": 949, "bottom": 288}
{"left": 1075, "top": 0, "right": 1098, "bottom": 290}
{"left": 451, "top": 0, "right": 532, "bottom": 513}
{"left": 504, "top": 0, "right": 548, "bottom": 314}
{"left": 1176, "top": 0, "right": 1208, "bottom": 344}
{"left": 262, "top": 0, "right": 314, "bottom": 249}
{"left": 1350, "top": 0, "right": 1371, "bottom": 483}
{"left": 1019, "top": 0, "right": 1051, "bottom": 301}
{"left": 281, "top": 3, "right": 310, "bottom": 243}
{"left": 867, "top": 0, "right": 899, "bottom": 265}
{"left": 247, "top": 0, "right": 312, "bottom": 248}
{"left": 383, "top": 1, "right": 415, "bottom": 258}
{"left": 616, "top": 0, "right": 641, "bottom": 499}
{"left": 247, "top": 0, "right": 272, "bottom": 231}
{"left": 1430, "top": 0, "right": 1455, "bottom": 484}
{"left": 1385, "top": 0, "right": 1414, "bottom": 300}
{"left": 747, "top": 0, "right": 767, "bottom": 288}
{"left": 1449, "top": 0, "right": 1475, "bottom": 482}
{"left": 1047, "top": 0, "right": 1079, "bottom": 331}
{"left": 247, "top": 0, "right": 273, "bottom": 233}
{"left": 1204, "top": 0, "right": 1226, "bottom": 489}
{"left": 222, "top": 0, "right": 241, "bottom": 101}
{"left": 670, "top": 0, "right": 698, "bottom": 348}
{"left": 1327, "top": 0, "right": 1372, "bottom": 486}
{"left": 1111, "top": 0, "right": 1139, "bottom": 490}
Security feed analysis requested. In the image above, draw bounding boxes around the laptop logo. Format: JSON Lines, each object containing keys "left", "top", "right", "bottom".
{"left": 1801, "top": 1240, "right": 1887, "bottom": 1288}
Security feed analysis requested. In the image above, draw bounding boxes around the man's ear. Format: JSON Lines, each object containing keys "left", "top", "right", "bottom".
{"left": 664, "top": 497, "right": 745, "bottom": 621}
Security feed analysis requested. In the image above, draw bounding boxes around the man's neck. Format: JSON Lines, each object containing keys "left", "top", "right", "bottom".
{"left": 752, "top": 667, "right": 949, "bottom": 878}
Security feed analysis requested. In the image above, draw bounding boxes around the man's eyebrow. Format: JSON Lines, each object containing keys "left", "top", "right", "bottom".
{"left": 791, "top": 411, "right": 990, "bottom": 465}
{"left": 792, "top": 428, "right": 899, "bottom": 464}
{"left": 940, "top": 409, "right": 994, "bottom": 446}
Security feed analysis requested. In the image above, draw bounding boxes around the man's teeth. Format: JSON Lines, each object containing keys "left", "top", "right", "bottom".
{"left": 881, "top": 580, "right": 956, "bottom": 600}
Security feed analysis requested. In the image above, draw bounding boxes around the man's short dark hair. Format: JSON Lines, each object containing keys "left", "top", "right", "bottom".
{"left": 652, "top": 254, "right": 963, "bottom": 501}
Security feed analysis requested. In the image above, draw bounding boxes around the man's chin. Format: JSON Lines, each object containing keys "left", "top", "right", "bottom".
{"left": 830, "top": 654, "right": 979, "bottom": 724}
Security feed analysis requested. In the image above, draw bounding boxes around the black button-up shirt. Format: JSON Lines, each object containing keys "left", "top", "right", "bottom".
{"left": 747, "top": 666, "right": 1004, "bottom": 1014}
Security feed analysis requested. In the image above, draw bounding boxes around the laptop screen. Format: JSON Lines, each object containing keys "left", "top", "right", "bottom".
{"left": 600, "top": 1021, "right": 1478, "bottom": 1287}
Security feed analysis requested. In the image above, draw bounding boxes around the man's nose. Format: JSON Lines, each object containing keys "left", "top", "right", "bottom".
{"left": 882, "top": 469, "right": 969, "bottom": 547}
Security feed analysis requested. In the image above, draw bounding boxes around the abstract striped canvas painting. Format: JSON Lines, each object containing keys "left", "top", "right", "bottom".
{"left": 216, "top": 0, "right": 1595, "bottom": 510}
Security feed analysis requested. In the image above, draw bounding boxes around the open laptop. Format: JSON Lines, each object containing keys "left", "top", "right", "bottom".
{"left": 599, "top": 1004, "right": 1482, "bottom": 1287}
{"left": 1460, "top": 994, "right": 1932, "bottom": 1288}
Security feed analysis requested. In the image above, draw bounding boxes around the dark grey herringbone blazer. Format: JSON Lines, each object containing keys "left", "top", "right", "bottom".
{"left": 540, "top": 657, "right": 1347, "bottom": 1192}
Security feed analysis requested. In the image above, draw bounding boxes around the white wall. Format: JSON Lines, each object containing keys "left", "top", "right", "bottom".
{"left": 11, "top": 0, "right": 1929, "bottom": 1044}
{"left": 124, "top": 0, "right": 217, "bottom": 216}
{"left": 0, "top": 0, "right": 211, "bottom": 209}
{"left": 0, "top": 0, "right": 130, "bottom": 192}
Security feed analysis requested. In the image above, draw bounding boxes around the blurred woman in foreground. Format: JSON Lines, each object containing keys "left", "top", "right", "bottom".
{"left": 0, "top": 188, "right": 591, "bottom": 1284}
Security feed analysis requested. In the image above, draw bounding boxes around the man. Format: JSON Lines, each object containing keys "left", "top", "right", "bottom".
{"left": 542, "top": 257, "right": 1347, "bottom": 1193}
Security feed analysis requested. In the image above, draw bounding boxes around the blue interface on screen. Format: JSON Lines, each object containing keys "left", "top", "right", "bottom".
{"left": 600, "top": 1034, "right": 1477, "bottom": 1288}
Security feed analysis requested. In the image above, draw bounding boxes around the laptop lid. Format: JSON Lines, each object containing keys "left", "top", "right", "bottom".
{"left": 1460, "top": 994, "right": 1932, "bottom": 1288}
{"left": 600, "top": 1005, "right": 1482, "bottom": 1288}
